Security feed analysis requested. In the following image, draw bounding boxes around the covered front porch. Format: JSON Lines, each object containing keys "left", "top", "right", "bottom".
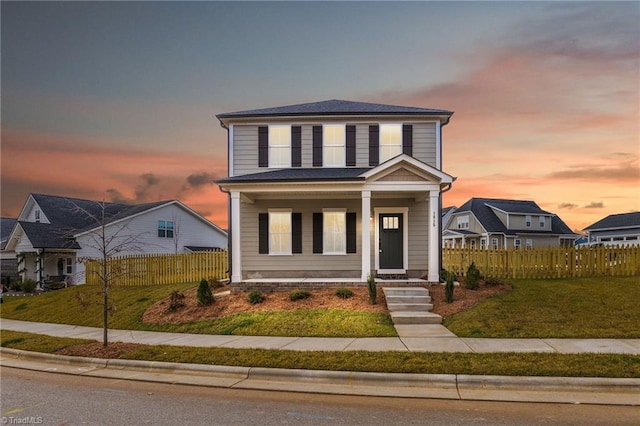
{"left": 220, "top": 156, "right": 455, "bottom": 286}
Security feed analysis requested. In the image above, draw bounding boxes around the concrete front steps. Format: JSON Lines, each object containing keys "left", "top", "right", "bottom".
{"left": 383, "top": 287, "right": 442, "bottom": 325}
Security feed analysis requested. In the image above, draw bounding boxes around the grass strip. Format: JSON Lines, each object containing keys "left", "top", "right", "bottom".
{"left": 2, "top": 331, "right": 638, "bottom": 378}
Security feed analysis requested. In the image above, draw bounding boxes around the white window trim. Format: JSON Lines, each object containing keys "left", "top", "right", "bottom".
{"left": 268, "top": 209, "right": 292, "bottom": 256}
{"left": 526, "top": 239, "right": 533, "bottom": 248}
{"left": 456, "top": 215, "right": 469, "bottom": 230}
{"left": 514, "top": 239, "right": 521, "bottom": 249}
{"left": 158, "top": 220, "right": 174, "bottom": 238}
{"left": 322, "top": 208, "right": 347, "bottom": 255}
{"left": 268, "top": 124, "right": 291, "bottom": 168}
{"left": 374, "top": 207, "right": 409, "bottom": 274}
{"left": 323, "top": 123, "right": 346, "bottom": 168}
{"left": 539, "top": 216, "right": 546, "bottom": 228}
{"left": 525, "top": 215, "right": 532, "bottom": 228}
{"left": 491, "top": 238, "right": 499, "bottom": 249}
{"left": 379, "top": 123, "right": 403, "bottom": 163}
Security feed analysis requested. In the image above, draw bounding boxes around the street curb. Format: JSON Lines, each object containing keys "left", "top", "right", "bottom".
{"left": 2, "top": 348, "right": 638, "bottom": 405}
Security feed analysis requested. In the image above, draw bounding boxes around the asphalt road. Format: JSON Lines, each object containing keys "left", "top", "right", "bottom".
{"left": 2, "top": 367, "right": 639, "bottom": 425}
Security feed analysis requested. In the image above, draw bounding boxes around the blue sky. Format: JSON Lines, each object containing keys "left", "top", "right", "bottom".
{"left": 2, "top": 1, "right": 638, "bottom": 230}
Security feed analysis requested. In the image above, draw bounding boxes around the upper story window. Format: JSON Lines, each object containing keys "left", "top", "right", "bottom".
{"left": 323, "top": 124, "right": 345, "bottom": 167}
{"left": 35, "top": 210, "right": 41, "bottom": 223}
{"left": 379, "top": 124, "right": 402, "bottom": 163}
{"left": 456, "top": 215, "right": 469, "bottom": 230}
{"left": 268, "top": 125, "right": 291, "bottom": 168}
{"left": 525, "top": 215, "right": 532, "bottom": 227}
{"left": 158, "top": 220, "right": 174, "bottom": 238}
{"left": 539, "top": 216, "right": 546, "bottom": 228}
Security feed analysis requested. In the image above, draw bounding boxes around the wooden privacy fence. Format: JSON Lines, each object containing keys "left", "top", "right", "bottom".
{"left": 443, "top": 245, "right": 640, "bottom": 279}
{"left": 85, "top": 251, "right": 228, "bottom": 286}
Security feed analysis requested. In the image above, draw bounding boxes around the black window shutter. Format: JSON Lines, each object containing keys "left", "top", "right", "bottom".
{"left": 346, "top": 212, "right": 357, "bottom": 254}
{"left": 312, "top": 126, "right": 323, "bottom": 167}
{"left": 313, "top": 212, "right": 323, "bottom": 253}
{"left": 292, "top": 213, "right": 302, "bottom": 254}
{"left": 402, "top": 124, "right": 413, "bottom": 156}
{"left": 369, "top": 125, "right": 379, "bottom": 166}
{"left": 258, "top": 213, "right": 269, "bottom": 254}
{"left": 258, "top": 126, "right": 268, "bottom": 167}
{"left": 346, "top": 125, "right": 356, "bottom": 166}
{"left": 291, "top": 126, "right": 302, "bottom": 167}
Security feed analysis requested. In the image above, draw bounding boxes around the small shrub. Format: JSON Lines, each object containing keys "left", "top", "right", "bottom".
{"left": 20, "top": 279, "right": 37, "bottom": 293}
{"left": 247, "top": 290, "right": 264, "bottom": 304}
{"left": 167, "top": 291, "right": 185, "bottom": 312}
{"left": 197, "top": 278, "right": 214, "bottom": 306}
{"left": 335, "top": 288, "right": 353, "bottom": 299}
{"left": 367, "top": 274, "right": 377, "bottom": 304}
{"left": 444, "top": 271, "right": 455, "bottom": 304}
{"left": 465, "top": 262, "right": 481, "bottom": 290}
{"left": 289, "top": 289, "right": 310, "bottom": 301}
{"left": 9, "top": 281, "right": 22, "bottom": 291}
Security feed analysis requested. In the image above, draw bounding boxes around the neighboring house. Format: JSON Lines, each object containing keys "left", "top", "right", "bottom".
{"left": 584, "top": 212, "right": 640, "bottom": 247}
{"left": 1, "top": 217, "right": 18, "bottom": 283}
{"left": 216, "top": 99, "right": 456, "bottom": 284}
{"left": 2, "top": 194, "right": 228, "bottom": 285}
{"left": 442, "top": 206, "right": 456, "bottom": 230}
{"left": 442, "top": 198, "right": 576, "bottom": 249}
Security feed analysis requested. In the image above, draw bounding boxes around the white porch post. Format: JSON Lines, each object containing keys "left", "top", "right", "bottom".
{"left": 230, "top": 191, "right": 242, "bottom": 284}
{"left": 428, "top": 191, "right": 440, "bottom": 282}
{"left": 361, "top": 191, "right": 371, "bottom": 281}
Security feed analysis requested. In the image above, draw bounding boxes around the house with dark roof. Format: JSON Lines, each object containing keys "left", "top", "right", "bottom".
{"left": 442, "top": 198, "right": 576, "bottom": 249}
{"left": 1, "top": 218, "right": 18, "bottom": 282}
{"left": 2, "top": 194, "right": 228, "bottom": 285}
{"left": 584, "top": 212, "right": 640, "bottom": 247}
{"left": 216, "top": 99, "right": 455, "bottom": 286}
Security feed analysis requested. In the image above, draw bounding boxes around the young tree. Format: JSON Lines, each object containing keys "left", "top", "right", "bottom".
{"left": 71, "top": 200, "right": 146, "bottom": 347}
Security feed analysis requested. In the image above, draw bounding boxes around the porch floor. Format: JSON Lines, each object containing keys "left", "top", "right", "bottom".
{"left": 240, "top": 277, "right": 429, "bottom": 284}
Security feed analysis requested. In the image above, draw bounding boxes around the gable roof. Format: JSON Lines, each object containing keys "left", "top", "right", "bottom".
{"left": 1, "top": 218, "right": 17, "bottom": 242}
{"left": 17, "top": 222, "right": 82, "bottom": 249}
{"left": 453, "top": 197, "right": 574, "bottom": 236}
{"left": 584, "top": 212, "right": 640, "bottom": 231}
{"left": 217, "top": 99, "right": 453, "bottom": 124}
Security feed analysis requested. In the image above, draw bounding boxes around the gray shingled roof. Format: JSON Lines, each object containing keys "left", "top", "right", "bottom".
{"left": 454, "top": 198, "right": 573, "bottom": 236}
{"left": 584, "top": 212, "right": 640, "bottom": 231}
{"left": 217, "top": 167, "right": 370, "bottom": 184}
{"left": 217, "top": 99, "right": 453, "bottom": 121}
{"left": 18, "top": 221, "right": 81, "bottom": 249}
{"left": 1, "top": 218, "right": 17, "bottom": 242}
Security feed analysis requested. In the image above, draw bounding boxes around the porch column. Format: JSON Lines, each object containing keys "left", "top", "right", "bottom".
{"left": 428, "top": 191, "right": 440, "bottom": 282}
{"left": 230, "top": 191, "right": 242, "bottom": 284}
{"left": 361, "top": 191, "right": 371, "bottom": 281}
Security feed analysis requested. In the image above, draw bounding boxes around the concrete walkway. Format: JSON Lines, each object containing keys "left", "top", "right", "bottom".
{"left": 2, "top": 318, "right": 640, "bottom": 354}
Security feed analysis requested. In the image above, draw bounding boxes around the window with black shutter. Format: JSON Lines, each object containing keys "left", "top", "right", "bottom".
{"left": 312, "top": 126, "right": 323, "bottom": 167}
{"left": 258, "top": 213, "right": 269, "bottom": 253}
{"left": 292, "top": 212, "right": 302, "bottom": 253}
{"left": 258, "top": 126, "right": 269, "bottom": 167}
{"left": 369, "top": 125, "right": 379, "bottom": 166}
{"left": 312, "top": 212, "right": 323, "bottom": 253}
{"left": 346, "top": 212, "right": 357, "bottom": 253}
{"left": 346, "top": 125, "right": 356, "bottom": 166}
{"left": 291, "top": 126, "right": 302, "bottom": 167}
{"left": 402, "top": 124, "right": 413, "bottom": 156}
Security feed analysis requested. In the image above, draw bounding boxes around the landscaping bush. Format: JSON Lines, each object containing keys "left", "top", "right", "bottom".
{"left": 465, "top": 262, "right": 482, "bottom": 290}
{"left": 167, "top": 291, "right": 185, "bottom": 312}
{"left": 335, "top": 288, "right": 353, "bottom": 299}
{"left": 289, "top": 289, "right": 310, "bottom": 301}
{"left": 247, "top": 290, "right": 265, "bottom": 304}
{"left": 367, "top": 274, "right": 377, "bottom": 304}
{"left": 20, "top": 279, "right": 37, "bottom": 293}
{"left": 444, "top": 270, "right": 455, "bottom": 304}
{"left": 196, "top": 279, "right": 214, "bottom": 306}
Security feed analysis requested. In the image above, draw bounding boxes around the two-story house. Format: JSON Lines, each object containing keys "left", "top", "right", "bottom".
{"left": 584, "top": 212, "right": 640, "bottom": 247}
{"left": 442, "top": 198, "right": 576, "bottom": 249}
{"left": 216, "top": 99, "right": 455, "bottom": 288}
{"left": 2, "top": 193, "right": 228, "bottom": 285}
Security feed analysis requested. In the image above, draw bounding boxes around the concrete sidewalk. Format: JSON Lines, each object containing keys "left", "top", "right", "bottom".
{"left": 2, "top": 318, "right": 640, "bottom": 354}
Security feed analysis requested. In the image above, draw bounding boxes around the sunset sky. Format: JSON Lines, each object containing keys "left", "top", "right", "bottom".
{"left": 1, "top": 1, "right": 638, "bottom": 232}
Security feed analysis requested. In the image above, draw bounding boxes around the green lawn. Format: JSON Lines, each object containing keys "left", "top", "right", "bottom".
{"left": 445, "top": 276, "right": 640, "bottom": 338}
{"left": 2, "top": 330, "right": 638, "bottom": 378}
{"left": 0, "top": 283, "right": 396, "bottom": 337}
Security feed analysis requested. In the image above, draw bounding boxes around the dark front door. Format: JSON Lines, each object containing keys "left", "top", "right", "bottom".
{"left": 379, "top": 213, "right": 403, "bottom": 269}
